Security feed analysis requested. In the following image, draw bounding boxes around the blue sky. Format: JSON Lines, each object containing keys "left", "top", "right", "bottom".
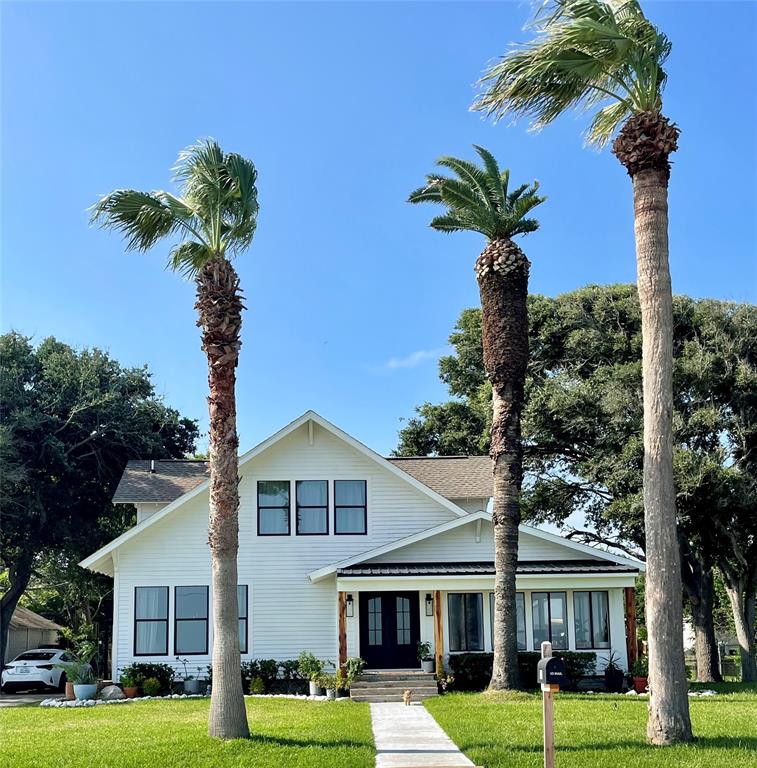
{"left": 2, "top": 1, "right": 755, "bottom": 456}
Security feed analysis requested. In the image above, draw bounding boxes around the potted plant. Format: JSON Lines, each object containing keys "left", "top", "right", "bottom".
{"left": 56, "top": 641, "right": 98, "bottom": 700}
{"left": 319, "top": 673, "right": 337, "bottom": 700}
{"left": 602, "top": 651, "right": 624, "bottom": 693}
{"left": 119, "top": 666, "right": 140, "bottom": 698}
{"left": 176, "top": 657, "right": 201, "bottom": 694}
{"left": 630, "top": 657, "right": 649, "bottom": 693}
{"left": 298, "top": 651, "right": 325, "bottom": 696}
{"left": 417, "top": 641, "right": 434, "bottom": 673}
{"left": 344, "top": 656, "right": 365, "bottom": 689}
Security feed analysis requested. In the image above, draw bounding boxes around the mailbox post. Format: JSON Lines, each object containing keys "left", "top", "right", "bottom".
{"left": 538, "top": 641, "right": 566, "bottom": 768}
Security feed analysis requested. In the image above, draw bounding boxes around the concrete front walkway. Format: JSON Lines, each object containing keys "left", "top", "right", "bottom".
{"left": 370, "top": 702, "right": 475, "bottom": 767}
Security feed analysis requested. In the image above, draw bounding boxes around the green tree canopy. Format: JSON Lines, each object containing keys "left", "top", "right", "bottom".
{"left": 0, "top": 332, "right": 198, "bottom": 664}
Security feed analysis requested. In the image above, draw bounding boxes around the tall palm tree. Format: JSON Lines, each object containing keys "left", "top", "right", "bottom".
{"left": 409, "top": 146, "right": 544, "bottom": 690}
{"left": 91, "top": 139, "right": 258, "bottom": 740}
{"left": 473, "top": 0, "right": 692, "bottom": 745}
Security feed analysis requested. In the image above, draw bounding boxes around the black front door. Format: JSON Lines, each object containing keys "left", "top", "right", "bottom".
{"left": 359, "top": 591, "right": 420, "bottom": 669}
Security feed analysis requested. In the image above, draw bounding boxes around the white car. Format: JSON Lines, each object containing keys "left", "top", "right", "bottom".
{"left": 1, "top": 648, "right": 77, "bottom": 693}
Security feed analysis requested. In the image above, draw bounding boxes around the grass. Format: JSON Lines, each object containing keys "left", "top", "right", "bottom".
{"left": 0, "top": 698, "right": 374, "bottom": 768}
{"left": 425, "top": 682, "right": 757, "bottom": 768}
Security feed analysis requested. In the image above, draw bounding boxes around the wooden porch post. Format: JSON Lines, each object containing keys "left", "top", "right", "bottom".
{"left": 624, "top": 586, "right": 638, "bottom": 667}
{"left": 338, "top": 591, "right": 347, "bottom": 669}
{"left": 433, "top": 590, "right": 444, "bottom": 677}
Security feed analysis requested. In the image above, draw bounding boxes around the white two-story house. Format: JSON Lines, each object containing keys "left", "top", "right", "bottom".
{"left": 80, "top": 411, "right": 642, "bottom": 680}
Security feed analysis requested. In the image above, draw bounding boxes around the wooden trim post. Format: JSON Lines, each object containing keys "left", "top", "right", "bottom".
{"left": 433, "top": 590, "right": 444, "bottom": 677}
{"left": 338, "top": 591, "right": 347, "bottom": 669}
{"left": 624, "top": 586, "right": 638, "bottom": 668}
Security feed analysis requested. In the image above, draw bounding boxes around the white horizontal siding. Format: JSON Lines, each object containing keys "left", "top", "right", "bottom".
{"left": 368, "top": 520, "right": 601, "bottom": 563}
{"left": 450, "top": 498, "right": 489, "bottom": 515}
{"left": 113, "top": 421, "right": 457, "bottom": 674}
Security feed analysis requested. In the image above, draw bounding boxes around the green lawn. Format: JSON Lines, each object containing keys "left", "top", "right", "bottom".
{"left": 425, "top": 683, "right": 757, "bottom": 768}
{"left": 0, "top": 698, "right": 374, "bottom": 768}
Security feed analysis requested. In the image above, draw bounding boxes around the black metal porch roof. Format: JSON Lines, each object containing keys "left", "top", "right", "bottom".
{"left": 336, "top": 559, "right": 639, "bottom": 577}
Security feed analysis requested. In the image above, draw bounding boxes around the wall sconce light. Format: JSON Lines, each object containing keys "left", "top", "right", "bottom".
{"left": 346, "top": 594, "right": 354, "bottom": 618}
{"left": 425, "top": 593, "right": 433, "bottom": 617}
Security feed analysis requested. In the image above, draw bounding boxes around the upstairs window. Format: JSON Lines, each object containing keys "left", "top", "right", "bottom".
{"left": 174, "top": 586, "right": 208, "bottom": 655}
{"left": 574, "top": 591, "right": 610, "bottom": 649}
{"left": 296, "top": 481, "right": 328, "bottom": 535}
{"left": 334, "top": 480, "right": 367, "bottom": 535}
{"left": 258, "top": 481, "right": 290, "bottom": 535}
{"left": 134, "top": 586, "right": 168, "bottom": 656}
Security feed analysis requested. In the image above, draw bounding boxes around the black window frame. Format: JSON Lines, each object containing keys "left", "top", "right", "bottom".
{"left": 334, "top": 479, "right": 367, "bottom": 535}
{"left": 257, "top": 480, "right": 291, "bottom": 536}
{"left": 134, "top": 586, "right": 169, "bottom": 657}
{"left": 173, "top": 585, "right": 209, "bottom": 656}
{"left": 573, "top": 590, "right": 610, "bottom": 650}
{"left": 238, "top": 584, "right": 249, "bottom": 655}
{"left": 531, "top": 591, "right": 568, "bottom": 651}
{"left": 489, "top": 591, "right": 527, "bottom": 651}
{"left": 295, "top": 480, "right": 329, "bottom": 536}
{"left": 448, "top": 592, "right": 484, "bottom": 652}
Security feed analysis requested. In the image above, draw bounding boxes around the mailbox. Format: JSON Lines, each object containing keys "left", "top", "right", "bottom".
{"left": 537, "top": 657, "right": 567, "bottom": 687}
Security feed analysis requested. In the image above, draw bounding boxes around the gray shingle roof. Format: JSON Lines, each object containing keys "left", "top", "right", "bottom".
{"left": 112, "top": 460, "right": 208, "bottom": 503}
{"left": 112, "top": 455, "right": 492, "bottom": 505}
{"left": 388, "top": 456, "right": 492, "bottom": 499}
{"left": 337, "top": 560, "right": 639, "bottom": 577}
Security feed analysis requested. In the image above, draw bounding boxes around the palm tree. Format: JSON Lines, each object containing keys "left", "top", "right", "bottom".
{"left": 473, "top": 0, "right": 691, "bottom": 744}
{"left": 409, "top": 146, "right": 544, "bottom": 690}
{"left": 91, "top": 139, "right": 257, "bottom": 740}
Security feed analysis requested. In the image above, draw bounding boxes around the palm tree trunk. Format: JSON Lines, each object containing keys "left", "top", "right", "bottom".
{"left": 475, "top": 237, "right": 528, "bottom": 690}
{"left": 614, "top": 111, "right": 692, "bottom": 745}
{"left": 196, "top": 258, "right": 249, "bottom": 740}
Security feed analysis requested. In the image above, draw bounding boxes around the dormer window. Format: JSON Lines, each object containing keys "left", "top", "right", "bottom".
{"left": 257, "top": 481, "right": 290, "bottom": 535}
{"left": 334, "top": 480, "right": 367, "bottom": 535}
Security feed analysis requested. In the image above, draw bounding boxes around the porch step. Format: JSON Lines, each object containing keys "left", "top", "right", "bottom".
{"left": 350, "top": 670, "right": 438, "bottom": 702}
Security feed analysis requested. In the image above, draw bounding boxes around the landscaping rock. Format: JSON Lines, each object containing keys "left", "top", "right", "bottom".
{"left": 99, "top": 685, "right": 125, "bottom": 701}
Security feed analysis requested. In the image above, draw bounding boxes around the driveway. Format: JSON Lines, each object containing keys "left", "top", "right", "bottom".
{"left": 0, "top": 692, "right": 55, "bottom": 708}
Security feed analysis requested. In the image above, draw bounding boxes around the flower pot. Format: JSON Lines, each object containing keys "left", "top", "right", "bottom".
{"left": 632, "top": 676, "right": 648, "bottom": 694}
{"left": 604, "top": 668, "right": 624, "bottom": 693}
{"left": 421, "top": 659, "right": 435, "bottom": 674}
{"left": 325, "top": 688, "right": 335, "bottom": 700}
{"left": 73, "top": 684, "right": 98, "bottom": 701}
{"left": 122, "top": 686, "right": 139, "bottom": 698}
{"left": 183, "top": 679, "right": 201, "bottom": 694}
{"left": 65, "top": 681, "right": 76, "bottom": 701}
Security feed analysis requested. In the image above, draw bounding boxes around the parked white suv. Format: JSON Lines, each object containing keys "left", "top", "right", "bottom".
{"left": 1, "top": 649, "right": 77, "bottom": 693}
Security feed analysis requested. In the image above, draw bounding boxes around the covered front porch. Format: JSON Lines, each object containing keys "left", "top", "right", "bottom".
{"left": 334, "top": 562, "right": 640, "bottom": 674}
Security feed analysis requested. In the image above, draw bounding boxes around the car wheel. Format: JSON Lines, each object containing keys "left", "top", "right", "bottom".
{"left": 57, "top": 672, "right": 67, "bottom": 693}
{"left": 1, "top": 683, "right": 17, "bottom": 694}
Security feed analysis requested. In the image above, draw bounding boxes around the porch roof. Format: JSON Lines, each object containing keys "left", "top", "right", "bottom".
{"left": 336, "top": 559, "right": 640, "bottom": 577}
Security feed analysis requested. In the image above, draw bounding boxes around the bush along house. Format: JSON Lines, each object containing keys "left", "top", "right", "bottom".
{"left": 80, "top": 411, "right": 642, "bottom": 697}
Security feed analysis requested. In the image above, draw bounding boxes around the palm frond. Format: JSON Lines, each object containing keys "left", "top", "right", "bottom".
{"left": 92, "top": 139, "right": 259, "bottom": 272}
{"left": 409, "top": 146, "right": 544, "bottom": 242}
{"left": 89, "top": 190, "right": 183, "bottom": 252}
{"left": 474, "top": 0, "right": 671, "bottom": 145}
{"left": 168, "top": 241, "right": 211, "bottom": 278}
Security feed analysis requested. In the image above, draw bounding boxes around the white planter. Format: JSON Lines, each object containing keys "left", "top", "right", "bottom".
{"left": 73, "top": 684, "right": 98, "bottom": 701}
{"left": 325, "top": 689, "right": 335, "bottom": 700}
{"left": 421, "top": 659, "right": 435, "bottom": 673}
{"left": 308, "top": 681, "right": 321, "bottom": 696}
{"left": 183, "top": 679, "right": 201, "bottom": 694}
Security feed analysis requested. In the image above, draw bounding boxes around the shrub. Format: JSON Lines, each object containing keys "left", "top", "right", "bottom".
{"left": 297, "top": 651, "right": 324, "bottom": 681}
{"left": 249, "top": 676, "right": 265, "bottom": 694}
{"left": 128, "top": 663, "right": 175, "bottom": 694}
{"left": 257, "top": 659, "right": 279, "bottom": 691}
{"left": 344, "top": 657, "right": 366, "bottom": 687}
{"left": 142, "top": 677, "right": 161, "bottom": 696}
{"left": 447, "top": 651, "right": 597, "bottom": 691}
